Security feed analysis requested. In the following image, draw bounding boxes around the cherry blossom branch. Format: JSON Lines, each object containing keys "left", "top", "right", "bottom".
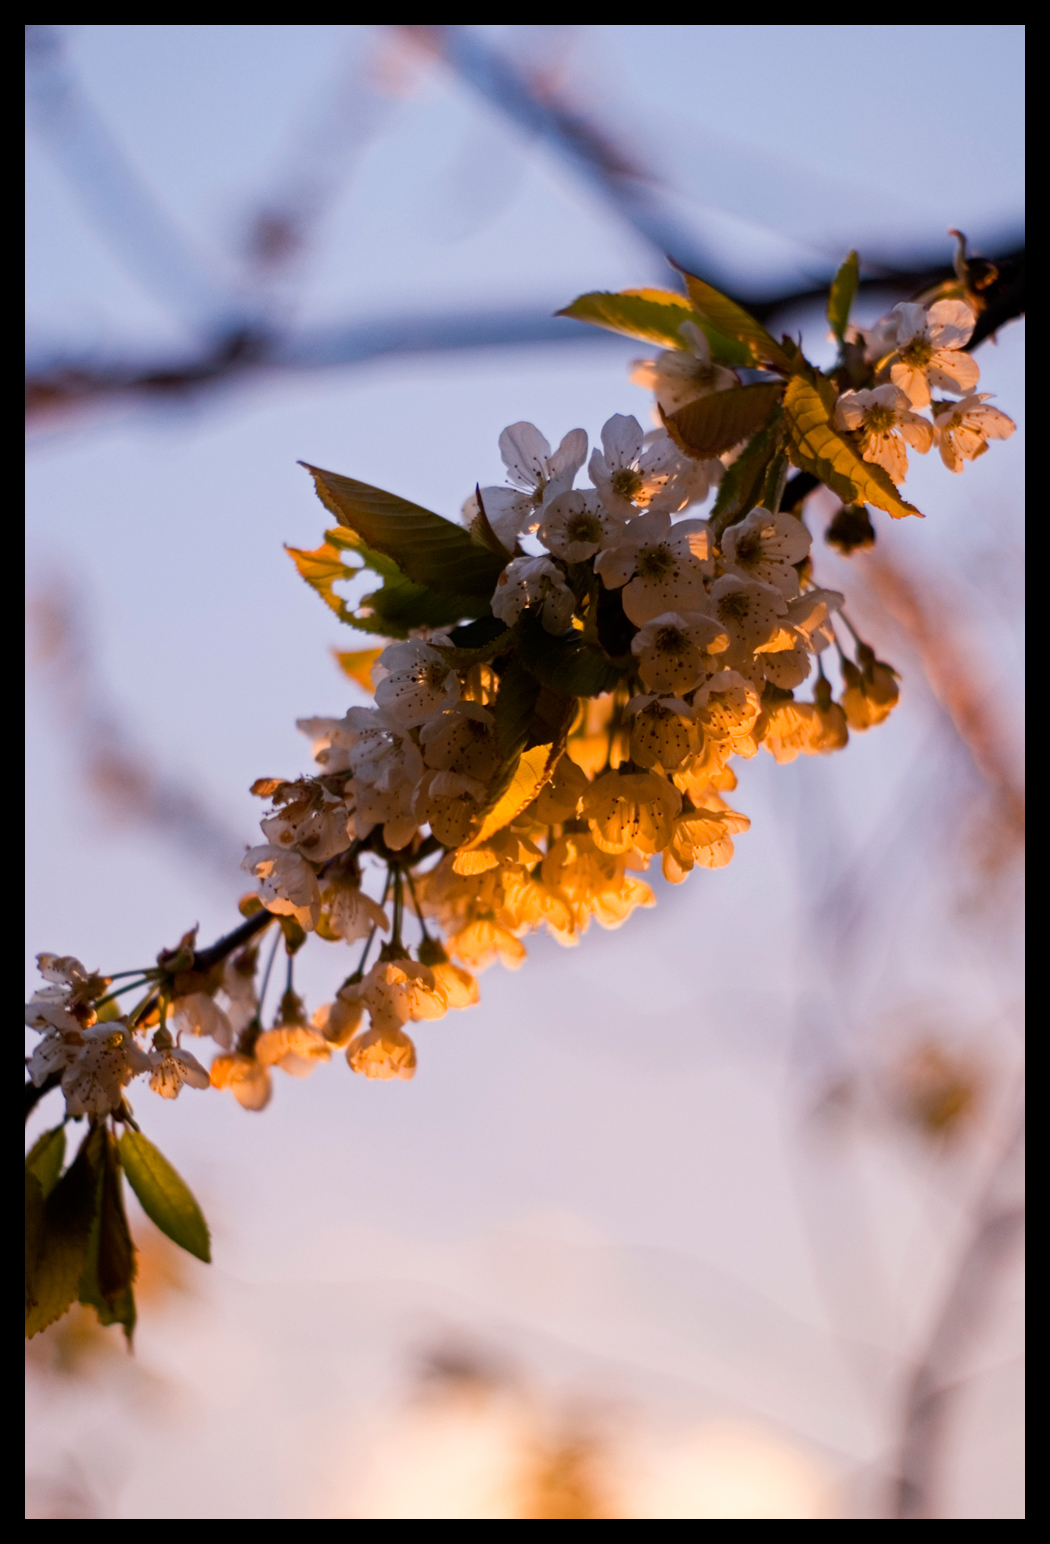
{"left": 23, "top": 908, "right": 275, "bottom": 1120}
{"left": 190, "top": 909, "right": 274, "bottom": 974}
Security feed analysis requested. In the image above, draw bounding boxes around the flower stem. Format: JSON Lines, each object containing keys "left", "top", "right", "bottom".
{"left": 256, "top": 927, "right": 282, "bottom": 1027}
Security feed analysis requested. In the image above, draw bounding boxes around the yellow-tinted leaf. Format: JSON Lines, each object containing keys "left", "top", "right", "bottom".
{"left": 678, "top": 270, "right": 795, "bottom": 371}
{"left": 556, "top": 288, "right": 751, "bottom": 366}
{"left": 334, "top": 648, "right": 383, "bottom": 692}
{"left": 664, "top": 383, "right": 782, "bottom": 457}
{"left": 557, "top": 286, "right": 694, "bottom": 346}
{"left": 465, "top": 744, "right": 554, "bottom": 849}
{"left": 119, "top": 1130, "right": 211, "bottom": 1263}
{"left": 783, "top": 376, "right": 922, "bottom": 521}
{"left": 827, "top": 251, "right": 859, "bottom": 342}
{"left": 26, "top": 1124, "right": 66, "bottom": 1199}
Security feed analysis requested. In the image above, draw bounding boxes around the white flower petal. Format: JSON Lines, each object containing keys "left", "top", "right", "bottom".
{"left": 499, "top": 422, "right": 552, "bottom": 490}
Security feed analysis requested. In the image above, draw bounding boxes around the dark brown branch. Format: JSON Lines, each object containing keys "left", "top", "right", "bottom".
{"left": 25, "top": 245, "right": 1023, "bottom": 428}
{"left": 191, "top": 907, "right": 274, "bottom": 974}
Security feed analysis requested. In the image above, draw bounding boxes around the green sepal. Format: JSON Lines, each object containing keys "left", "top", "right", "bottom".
{"left": 556, "top": 287, "right": 750, "bottom": 366}
{"left": 516, "top": 612, "right": 622, "bottom": 698}
{"left": 26, "top": 1124, "right": 102, "bottom": 1339}
{"left": 78, "top": 1130, "right": 136, "bottom": 1341}
{"left": 663, "top": 382, "right": 783, "bottom": 458}
{"left": 827, "top": 251, "right": 860, "bottom": 343}
{"left": 302, "top": 464, "right": 505, "bottom": 599}
{"left": 26, "top": 1124, "right": 66, "bottom": 1199}
{"left": 119, "top": 1129, "right": 211, "bottom": 1263}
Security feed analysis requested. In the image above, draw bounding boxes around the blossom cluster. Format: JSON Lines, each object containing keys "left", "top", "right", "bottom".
{"left": 832, "top": 298, "right": 1014, "bottom": 480}
{"left": 26, "top": 258, "right": 1018, "bottom": 1126}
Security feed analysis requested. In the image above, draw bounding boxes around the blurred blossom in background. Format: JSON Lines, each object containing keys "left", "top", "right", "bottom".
{"left": 25, "top": 24, "right": 1023, "bottom": 1519}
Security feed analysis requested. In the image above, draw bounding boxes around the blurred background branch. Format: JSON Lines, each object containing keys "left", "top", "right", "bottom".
{"left": 25, "top": 24, "right": 1023, "bottom": 429}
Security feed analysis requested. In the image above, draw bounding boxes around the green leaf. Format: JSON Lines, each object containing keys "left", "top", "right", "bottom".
{"left": 759, "top": 449, "right": 791, "bottom": 515}
{"left": 79, "top": 1131, "right": 136, "bottom": 1339}
{"left": 494, "top": 657, "right": 542, "bottom": 761}
{"left": 448, "top": 616, "right": 508, "bottom": 651}
{"left": 678, "top": 270, "right": 795, "bottom": 372}
{"left": 119, "top": 1130, "right": 211, "bottom": 1263}
{"left": 664, "top": 383, "right": 783, "bottom": 458}
{"left": 26, "top": 1124, "right": 66, "bottom": 1200}
{"left": 827, "top": 251, "right": 860, "bottom": 343}
{"left": 287, "top": 529, "right": 484, "bottom": 640}
{"left": 364, "top": 572, "right": 487, "bottom": 635}
{"left": 556, "top": 288, "right": 751, "bottom": 366}
{"left": 782, "top": 375, "right": 923, "bottom": 521}
{"left": 26, "top": 1125, "right": 102, "bottom": 1339}
{"left": 302, "top": 465, "right": 505, "bottom": 599}
{"left": 517, "top": 613, "right": 623, "bottom": 698}
{"left": 709, "top": 417, "right": 781, "bottom": 532}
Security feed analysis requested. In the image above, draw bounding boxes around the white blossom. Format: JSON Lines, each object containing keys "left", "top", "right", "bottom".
{"left": 692, "top": 669, "right": 763, "bottom": 745}
{"left": 324, "top": 884, "right": 391, "bottom": 943}
{"left": 630, "top": 320, "right": 738, "bottom": 415}
{"left": 419, "top": 702, "right": 496, "bottom": 769}
{"left": 536, "top": 489, "right": 623, "bottom": 562}
{"left": 595, "top": 510, "right": 712, "bottom": 626}
{"left": 373, "top": 639, "right": 461, "bottom": 726}
{"left": 171, "top": 991, "right": 234, "bottom": 1049}
{"left": 704, "top": 575, "right": 787, "bottom": 665}
{"left": 296, "top": 713, "right": 360, "bottom": 774}
{"left": 588, "top": 416, "right": 702, "bottom": 520}
{"left": 630, "top": 610, "right": 729, "bottom": 694}
{"left": 344, "top": 707, "right": 425, "bottom": 851}
{"left": 887, "top": 299, "right": 980, "bottom": 407}
{"left": 492, "top": 555, "right": 575, "bottom": 634}
{"left": 27, "top": 1022, "right": 150, "bottom": 1119}
{"left": 720, "top": 507, "right": 812, "bottom": 598}
{"left": 834, "top": 385, "right": 934, "bottom": 484}
{"left": 259, "top": 787, "right": 351, "bottom": 862}
{"left": 242, "top": 844, "right": 321, "bottom": 929}
{"left": 147, "top": 1029, "right": 210, "bottom": 1099}
{"left": 215, "top": 953, "right": 258, "bottom": 1042}
{"left": 471, "top": 421, "right": 587, "bottom": 549}
{"left": 932, "top": 393, "right": 1016, "bottom": 472}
